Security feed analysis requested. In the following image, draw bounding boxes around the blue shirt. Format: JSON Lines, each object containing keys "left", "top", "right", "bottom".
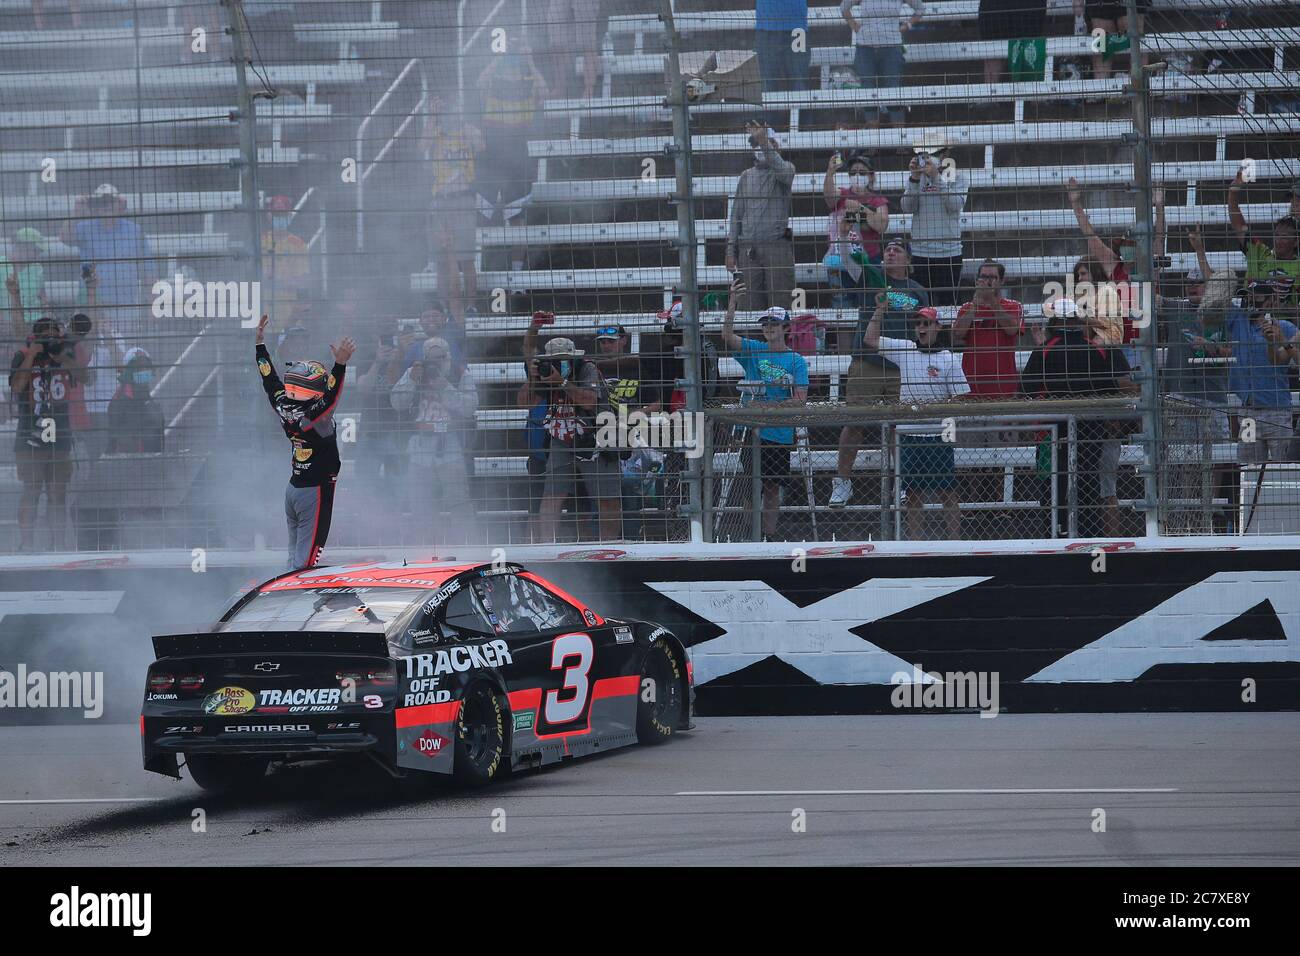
{"left": 1226, "top": 308, "right": 1297, "bottom": 410}
{"left": 72, "top": 218, "right": 152, "bottom": 308}
{"left": 756, "top": 0, "right": 808, "bottom": 32}
{"left": 736, "top": 337, "right": 809, "bottom": 445}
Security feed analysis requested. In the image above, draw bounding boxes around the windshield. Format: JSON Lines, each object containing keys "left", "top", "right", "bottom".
{"left": 217, "top": 587, "right": 424, "bottom": 632}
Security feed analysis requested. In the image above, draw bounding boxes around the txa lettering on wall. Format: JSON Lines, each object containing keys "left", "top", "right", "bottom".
{"left": 403, "top": 640, "right": 513, "bottom": 678}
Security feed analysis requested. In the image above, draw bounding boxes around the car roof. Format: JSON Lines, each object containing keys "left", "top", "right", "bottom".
{"left": 258, "top": 562, "right": 494, "bottom": 594}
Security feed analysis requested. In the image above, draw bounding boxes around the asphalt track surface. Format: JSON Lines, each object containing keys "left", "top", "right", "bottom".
{"left": 0, "top": 714, "right": 1296, "bottom": 866}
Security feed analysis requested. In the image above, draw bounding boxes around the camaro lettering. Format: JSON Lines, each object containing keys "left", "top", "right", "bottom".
{"left": 403, "top": 640, "right": 513, "bottom": 678}
{"left": 258, "top": 688, "right": 341, "bottom": 707}
{"left": 224, "top": 724, "right": 310, "bottom": 733}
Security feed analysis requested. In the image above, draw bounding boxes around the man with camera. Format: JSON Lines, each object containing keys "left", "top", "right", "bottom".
{"left": 901, "top": 142, "right": 967, "bottom": 306}
{"left": 9, "top": 313, "right": 87, "bottom": 551}
{"left": 726, "top": 121, "right": 796, "bottom": 313}
{"left": 521, "top": 313, "right": 621, "bottom": 541}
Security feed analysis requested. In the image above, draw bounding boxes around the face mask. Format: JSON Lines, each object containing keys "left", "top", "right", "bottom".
{"left": 849, "top": 174, "right": 869, "bottom": 190}
{"left": 271, "top": 216, "right": 291, "bottom": 231}
{"left": 132, "top": 370, "right": 153, "bottom": 386}
{"left": 753, "top": 149, "right": 765, "bottom": 163}
{"left": 559, "top": 360, "right": 572, "bottom": 379}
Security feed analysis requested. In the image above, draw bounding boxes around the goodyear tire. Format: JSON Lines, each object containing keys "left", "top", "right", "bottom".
{"left": 637, "top": 638, "right": 684, "bottom": 744}
{"left": 184, "top": 754, "right": 270, "bottom": 793}
{"left": 453, "top": 683, "right": 506, "bottom": 787}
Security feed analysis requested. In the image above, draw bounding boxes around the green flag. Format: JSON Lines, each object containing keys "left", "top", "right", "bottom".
{"left": 1008, "top": 37, "right": 1047, "bottom": 82}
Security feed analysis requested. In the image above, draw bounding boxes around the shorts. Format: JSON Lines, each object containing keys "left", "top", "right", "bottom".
{"left": 16, "top": 442, "right": 74, "bottom": 487}
{"left": 1237, "top": 406, "right": 1295, "bottom": 464}
{"left": 544, "top": 445, "right": 622, "bottom": 501}
{"left": 1098, "top": 437, "right": 1121, "bottom": 499}
{"left": 845, "top": 356, "right": 901, "bottom": 404}
{"left": 430, "top": 191, "right": 478, "bottom": 263}
{"left": 899, "top": 434, "right": 956, "bottom": 492}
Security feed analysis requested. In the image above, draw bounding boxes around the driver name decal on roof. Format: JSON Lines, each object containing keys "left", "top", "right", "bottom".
{"left": 403, "top": 640, "right": 513, "bottom": 678}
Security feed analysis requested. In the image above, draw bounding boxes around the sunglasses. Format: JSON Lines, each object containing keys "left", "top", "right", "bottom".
{"left": 596, "top": 327, "right": 622, "bottom": 338}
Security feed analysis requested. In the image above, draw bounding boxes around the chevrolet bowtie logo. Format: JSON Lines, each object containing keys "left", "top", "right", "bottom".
{"left": 254, "top": 662, "right": 280, "bottom": 672}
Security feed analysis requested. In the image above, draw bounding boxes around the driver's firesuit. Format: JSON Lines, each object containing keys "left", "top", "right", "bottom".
{"left": 256, "top": 343, "right": 347, "bottom": 569}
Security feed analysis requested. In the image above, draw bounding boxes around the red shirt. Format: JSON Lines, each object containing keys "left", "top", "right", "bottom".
{"left": 1109, "top": 262, "right": 1139, "bottom": 344}
{"left": 957, "top": 297, "right": 1024, "bottom": 396}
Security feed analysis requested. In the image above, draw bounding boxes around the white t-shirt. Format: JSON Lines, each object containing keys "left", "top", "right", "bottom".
{"left": 841, "top": 0, "right": 926, "bottom": 48}
{"left": 878, "top": 337, "right": 970, "bottom": 404}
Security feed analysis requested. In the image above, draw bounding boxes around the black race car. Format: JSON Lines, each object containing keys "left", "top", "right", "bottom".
{"left": 142, "top": 561, "right": 693, "bottom": 791}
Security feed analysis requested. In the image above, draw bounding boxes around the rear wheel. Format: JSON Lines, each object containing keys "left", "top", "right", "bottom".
{"left": 184, "top": 754, "right": 270, "bottom": 793}
{"left": 453, "top": 683, "right": 506, "bottom": 787}
{"left": 637, "top": 639, "right": 684, "bottom": 744}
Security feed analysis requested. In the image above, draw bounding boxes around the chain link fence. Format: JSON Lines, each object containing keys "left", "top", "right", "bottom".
{"left": 1, "top": 0, "right": 1298, "bottom": 557}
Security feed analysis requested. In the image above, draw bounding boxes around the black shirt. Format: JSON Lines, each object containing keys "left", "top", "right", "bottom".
{"left": 1018, "top": 328, "right": 1132, "bottom": 439}
{"left": 9, "top": 350, "right": 73, "bottom": 451}
{"left": 256, "top": 344, "right": 347, "bottom": 487}
{"left": 108, "top": 386, "right": 165, "bottom": 454}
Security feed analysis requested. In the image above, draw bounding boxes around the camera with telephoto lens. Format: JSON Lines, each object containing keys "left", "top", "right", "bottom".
{"left": 535, "top": 358, "right": 557, "bottom": 378}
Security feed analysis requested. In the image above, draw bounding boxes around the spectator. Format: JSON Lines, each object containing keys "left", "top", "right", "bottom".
{"left": 261, "top": 195, "right": 310, "bottom": 331}
{"left": 978, "top": 0, "right": 1048, "bottom": 84}
{"left": 755, "top": 0, "right": 811, "bottom": 106}
{"left": 901, "top": 142, "right": 968, "bottom": 306}
{"left": 477, "top": 41, "right": 548, "bottom": 274}
{"left": 67, "top": 269, "right": 124, "bottom": 464}
{"left": 840, "top": 0, "right": 924, "bottom": 127}
{"left": 829, "top": 238, "right": 928, "bottom": 508}
{"left": 589, "top": 323, "right": 658, "bottom": 412}
{"left": 1227, "top": 278, "right": 1298, "bottom": 464}
{"left": 1076, "top": 0, "right": 1150, "bottom": 81}
{"left": 1228, "top": 169, "right": 1299, "bottom": 304}
{"left": 354, "top": 318, "right": 409, "bottom": 495}
{"left": 1, "top": 228, "right": 48, "bottom": 327}
{"left": 390, "top": 337, "right": 480, "bottom": 544}
{"left": 60, "top": 184, "right": 156, "bottom": 335}
{"left": 107, "top": 348, "right": 164, "bottom": 454}
{"left": 823, "top": 150, "right": 889, "bottom": 306}
{"left": 522, "top": 318, "right": 621, "bottom": 541}
{"left": 1067, "top": 177, "right": 1142, "bottom": 366}
{"left": 1085, "top": 283, "right": 1136, "bottom": 536}
{"left": 10, "top": 316, "right": 86, "bottom": 551}
{"left": 952, "top": 258, "right": 1024, "bottom": 397}
{"left": 418, "top": 96, "right": 483, "bottom": 321}
{"left": 545, "top": 0, "right": 600, "bottom": 100}
{"left": 412, "top": 304, "right": 467, "bottom": 378}
{"left": 1018, "top": 297, "right": 1138, "bottom": 538}
{"left": 727, "top": 122, "right": 796, "bottom": 312}
{"left": 720, "top": 276, "right": 809, "bottom": 541}
{"left": 862, "top": 295, "right": 971, "bottom": 539}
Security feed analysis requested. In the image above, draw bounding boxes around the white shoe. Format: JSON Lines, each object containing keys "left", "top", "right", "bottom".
{"left": 829, "top": 477, "right": 852, "bottom": 508}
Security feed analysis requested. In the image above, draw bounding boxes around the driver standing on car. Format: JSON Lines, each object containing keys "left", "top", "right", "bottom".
{"left": 256, "top": 314, "right": 355, "bottom": 570}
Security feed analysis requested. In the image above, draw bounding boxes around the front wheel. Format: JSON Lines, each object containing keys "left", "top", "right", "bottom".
{"left": 184, "top": 754, "right": 270, "bottom": 793}
{"left": 453, "top": 683, "right": 506, "bottom": 787}
{"left": 637, "top": 639, "right": 684, "bottom": 744}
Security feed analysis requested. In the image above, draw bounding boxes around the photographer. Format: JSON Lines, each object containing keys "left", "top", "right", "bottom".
{"left": 726, "top": 122, "right": 796, "bottom": 312}
{"left": 901, "top": 142, "right": 967, "bottom": 306}
{"left": 822, "top": 151, "right": 889, "bottom": 307}
{"left": 9, "top": 315, "right": 87, "bottom": 551}
{"left": 390, "top": 337, "right": 479, "bottom": 544}
{"left": 522, "top": 314, "right": 620, "bottom": 541}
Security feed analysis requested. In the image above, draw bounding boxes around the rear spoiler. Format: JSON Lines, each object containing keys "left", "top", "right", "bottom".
{"left": 152, "top": 630, "right": 392, "bottom": 659}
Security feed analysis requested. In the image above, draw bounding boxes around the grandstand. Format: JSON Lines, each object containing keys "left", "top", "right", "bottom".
{"left": 1, "top": 0, "right": 1298, "bottom": 555}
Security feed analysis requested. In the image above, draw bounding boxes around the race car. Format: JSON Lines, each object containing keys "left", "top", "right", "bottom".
{"left": 142, "top": 561, "right": 694, "bottom": 791}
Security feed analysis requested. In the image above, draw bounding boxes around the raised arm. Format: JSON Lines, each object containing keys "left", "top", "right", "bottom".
{"left": 1188, "top": 228, "right": 1212, "bottom": 284}
{"left": 1226, "top": 168, "right": 1249, "bottom": 243}
{"left": 863, "top": 292, "right": 887, "bottom": 351}
{"left": 1067, "top": 177, "right": 1119, "bottom": 273}
{"left": 254, "top": 315, "right": 285, "bottom": 406}
{"left": 720, "top": 274, "right": 745, "bottom": 352}
{"left": 824, "top": 152, "right": 842, "bottom": 210}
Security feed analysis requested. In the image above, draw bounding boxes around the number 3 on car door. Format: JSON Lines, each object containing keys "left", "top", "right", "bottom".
{"left": 544, "top": 633, "right": 593, "bottom": 724}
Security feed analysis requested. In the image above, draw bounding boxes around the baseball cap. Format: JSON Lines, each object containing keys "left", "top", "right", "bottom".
{"left": 915, "top": 306, "right": 939, "bottom": 322}
{"left": 543, "top": 337, "right": 584, "bottom": 357}
{"left": 758, "top": 306, "right": 790, "bottom": 325}
{"left": 92, "top": 183, "right": 119, "bottom": 198}
{"left": 1044, "top": 297, "right": 1080, "bottom": 319}
{"left": 1186, "top": 265, "right": 1204, "bottom": 282}
{"left": 595, "top": 324, "right": 626, "bottom": 340}
{"left": 843, "top": 151, "right": 872, "bottom": 171}
{"left": 421, "top": 337, "right": 451, "bottom": 363}
{"left": 884, "top": 238, "right": 912, "bottom": 256}
{"left": 14, "top": 227, "right": 47, "bottom": 251}
{"left": 1245, "top": 278, "right": 1276, "bottom": 297}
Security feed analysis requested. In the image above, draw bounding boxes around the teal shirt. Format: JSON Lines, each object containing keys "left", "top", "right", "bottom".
{"left": 736, "top": 338, "right": 809, "bottom": 445}
{"left": 0, "top": 258, "right": 45, "bottom": 324}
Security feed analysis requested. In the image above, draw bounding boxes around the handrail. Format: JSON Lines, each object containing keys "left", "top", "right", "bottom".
{"left": 355, "top": 57, "right": 427, "bottom": 251}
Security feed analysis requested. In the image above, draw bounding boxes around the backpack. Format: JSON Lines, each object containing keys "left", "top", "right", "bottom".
{"left": 787, "top": 314, "right": 825, "bottom": 356}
